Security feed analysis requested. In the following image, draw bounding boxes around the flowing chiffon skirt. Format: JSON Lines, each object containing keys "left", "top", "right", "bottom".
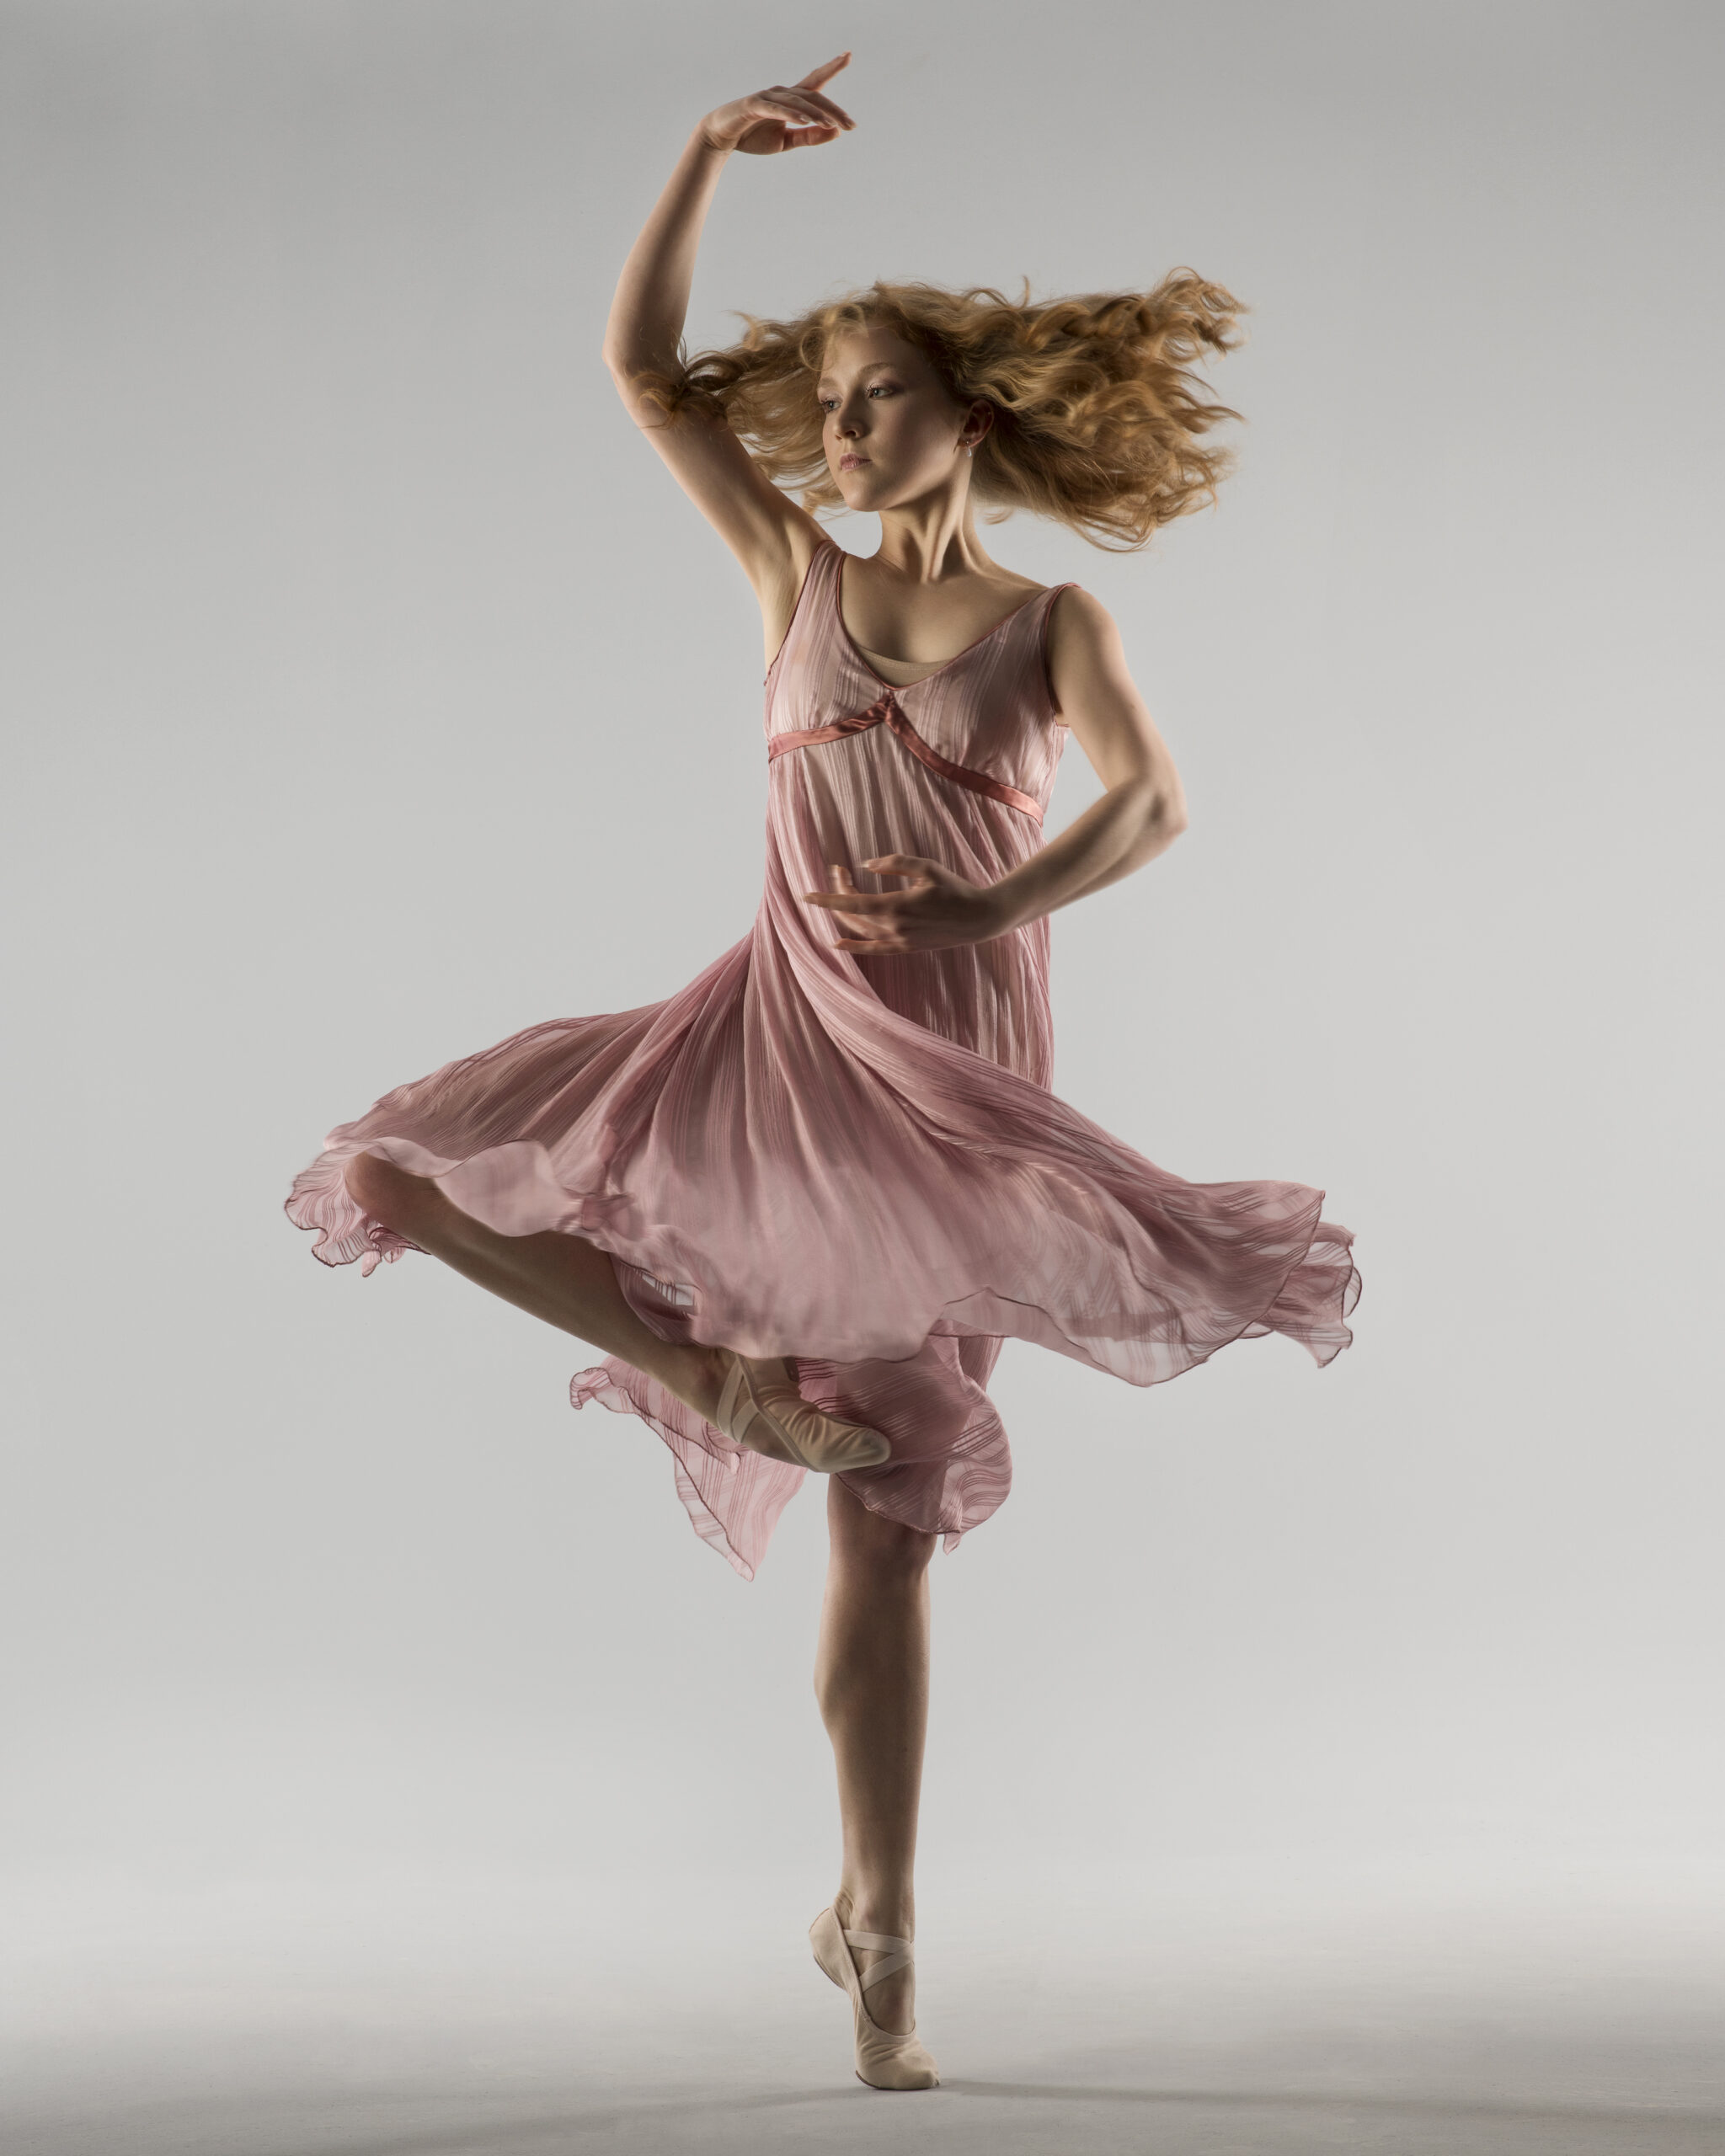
{"left": 286, "top": 542, "right": 1360, "bottom": 1577}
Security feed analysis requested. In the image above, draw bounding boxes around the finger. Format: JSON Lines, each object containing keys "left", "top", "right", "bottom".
{"left": 763, "top": 87, "right": 839, "bottom": 127}
{"left": 805, "top": 884, "right": 901, "bottom": 909}
{"left": 795, "top": 87, "right": 855, "bottom": 127}
{"left": 824, "top": 910, "right": 899, "bottom": 941}
{"left": 799, "top": 52, "right": 852, "bottom": 89}
{"left": 782, "top": 83, "right": 851, "bottom": 125}
{"left": 860, "top": 853, "right": 940, "bottom": 880}
{"left": 770, "top": 112, "right": 842, "bottom": 152}
{"left": 802, "top": 890, "right": 899, "bottom": 912}
{"left": 748, "top": 95, "right": 821, "bottom": 140}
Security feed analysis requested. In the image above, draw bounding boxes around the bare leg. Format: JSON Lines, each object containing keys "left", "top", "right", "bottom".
{"left": 814, "top": 1476, "right": 936, "bottom": 2036}
{"left": 342, "top": 1152, "right": 799, "bottom": 1449}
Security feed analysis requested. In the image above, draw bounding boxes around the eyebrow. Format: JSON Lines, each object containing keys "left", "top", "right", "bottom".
{"left": 814, "top": 362, "right": 903, "bottom": 389}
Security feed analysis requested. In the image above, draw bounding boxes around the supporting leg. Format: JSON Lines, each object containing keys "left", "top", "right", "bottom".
{"left": 814, "top": 1475, "right": 937, "bottom": 2036}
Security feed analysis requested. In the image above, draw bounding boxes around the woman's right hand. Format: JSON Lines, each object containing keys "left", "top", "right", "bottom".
{"left": 697, "top": 54, "right": 856, "bottom": 156}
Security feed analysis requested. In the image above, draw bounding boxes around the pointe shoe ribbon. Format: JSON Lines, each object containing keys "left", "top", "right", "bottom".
{"left": 713, "top": 1353, "right": 891, "bottom": 1474}
{"left": 809, "top": 1904, "right": 940, "bottom": 2089}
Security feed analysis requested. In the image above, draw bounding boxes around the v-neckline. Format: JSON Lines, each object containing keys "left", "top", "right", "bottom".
{"left": 832, "top": 546, "right": 1051, "bottom": 692}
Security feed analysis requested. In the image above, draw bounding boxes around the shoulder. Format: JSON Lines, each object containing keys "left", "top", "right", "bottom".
{"left": 1042, "top": 584, "right": 1136, "bottom": 716}
{"left": 1044, "top": 580, "right": 1110, "bottom": 628}
{"left": 1044, "top": 583, "right": 1120, "bottom": 664}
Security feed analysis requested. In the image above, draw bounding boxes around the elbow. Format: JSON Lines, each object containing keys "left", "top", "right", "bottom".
{"left": 1137, "top": 777, "right": 1188, "bottom": 839}
{"left": 601, "top": 339, "right": 649, "bottom": 387}
{"left": 603, "top": 341, "right": 678, "bottom": 391}
{"left": 1155, "top": 766, "right": 1190, "bottom": 835}
{"left": 604, "top": 351, "right": 681, "bottom": 432}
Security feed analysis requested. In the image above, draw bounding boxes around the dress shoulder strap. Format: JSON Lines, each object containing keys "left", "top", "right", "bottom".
{"left": 1034, "top": 580, "right": 1081, "bottom": 720}
{"left": 766, "top": 535, "right": 845, "bottom": 687}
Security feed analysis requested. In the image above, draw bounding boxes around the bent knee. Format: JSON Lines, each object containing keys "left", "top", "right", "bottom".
{"left": 343, "top": 1149, "right": 425, "bottom": 1225}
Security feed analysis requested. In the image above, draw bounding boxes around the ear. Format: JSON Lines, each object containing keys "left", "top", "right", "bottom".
{"left": 961, "top": 399, "right": 995, "bottom": 451}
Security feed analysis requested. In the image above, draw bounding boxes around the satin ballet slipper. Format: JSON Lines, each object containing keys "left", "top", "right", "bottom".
{"left": 713, "top": 1352, "right": 890, "bottom": 1473}
{"left": 809, "top": 1904, "right": 939, "bottom": 2090}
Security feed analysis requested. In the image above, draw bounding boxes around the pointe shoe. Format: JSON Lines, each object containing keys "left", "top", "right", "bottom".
{"left": 712, "top": 1352, "right": 891, "bottom": 1473}
{"left": 809, "top": 1904, "right": 939, "bottom": 2089}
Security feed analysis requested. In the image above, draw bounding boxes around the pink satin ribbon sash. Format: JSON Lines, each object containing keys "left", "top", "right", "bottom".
{"left": 767, "top": 690, "right": 1044, "bottom": 824}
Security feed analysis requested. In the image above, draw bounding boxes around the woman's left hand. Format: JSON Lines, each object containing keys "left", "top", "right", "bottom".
{"left": 800, "top": 856, "right": 1013, "bottom": 953}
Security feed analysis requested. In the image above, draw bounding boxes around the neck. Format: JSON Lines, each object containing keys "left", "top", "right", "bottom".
{"left": 872, "top": 491, "right": 993, "bottom": 584}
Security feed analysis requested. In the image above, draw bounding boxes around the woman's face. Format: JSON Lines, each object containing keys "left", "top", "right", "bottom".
{"left": 817, "top": 327, "right": 984, "bottom": 513}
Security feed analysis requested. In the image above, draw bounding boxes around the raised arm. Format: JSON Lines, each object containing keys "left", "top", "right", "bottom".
{"left": 601, "top": 59, "right": 855, "bottom": 631}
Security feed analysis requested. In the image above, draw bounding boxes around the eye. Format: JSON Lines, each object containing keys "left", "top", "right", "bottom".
{"left": 819, "top": 382, "right": 898, "bottom": 411}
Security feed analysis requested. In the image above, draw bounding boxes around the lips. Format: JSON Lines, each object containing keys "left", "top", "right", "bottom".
{"left": 839, "top": 454, "right": 869, "bottom": 472}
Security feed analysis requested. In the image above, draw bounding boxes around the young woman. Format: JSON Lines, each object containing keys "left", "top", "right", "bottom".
{"left": 285, "top": 54, "right": 1360, "bottom": 2093}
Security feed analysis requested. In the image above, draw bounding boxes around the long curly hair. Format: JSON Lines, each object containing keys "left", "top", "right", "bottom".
{"left": 634, "top": 271, "right": 1246, "bottom": 551}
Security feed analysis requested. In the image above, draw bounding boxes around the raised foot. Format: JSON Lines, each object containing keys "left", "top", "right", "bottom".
{"left": 700, "top": 1353, "right": 892, "bottom": 1473}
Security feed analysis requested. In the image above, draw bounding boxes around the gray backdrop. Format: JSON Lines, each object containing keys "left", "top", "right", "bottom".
{"left": 4, "top": 3, "right": 1721, "bottom": 2150}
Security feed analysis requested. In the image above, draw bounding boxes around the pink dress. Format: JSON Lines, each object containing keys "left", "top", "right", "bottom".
{"left": 285, "top": 539, "right": 1360, "bottom": 1578}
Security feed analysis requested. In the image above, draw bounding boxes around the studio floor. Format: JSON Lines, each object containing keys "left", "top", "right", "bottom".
{"left": 6, "top": 1865, "right": 1720, "bottom": 2155}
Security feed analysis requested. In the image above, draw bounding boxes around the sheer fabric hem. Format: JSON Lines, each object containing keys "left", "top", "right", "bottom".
{"left": 283, "top": 1133, "right": 1359, "bottom": 1384}
{"left": 567, "top": 1342, "right": 1013, "bottom": 1576}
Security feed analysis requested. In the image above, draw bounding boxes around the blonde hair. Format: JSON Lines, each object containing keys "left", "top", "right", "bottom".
{"left": 637, "top": 271, "right": 1246, "bottom": 551}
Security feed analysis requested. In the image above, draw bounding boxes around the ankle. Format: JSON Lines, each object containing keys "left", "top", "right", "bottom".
{"left": 836, "top": 1884, "right": 915, "bottom": 1938}
{"left": 673, "top": 1342, "right": 729, "bottom": 1419}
